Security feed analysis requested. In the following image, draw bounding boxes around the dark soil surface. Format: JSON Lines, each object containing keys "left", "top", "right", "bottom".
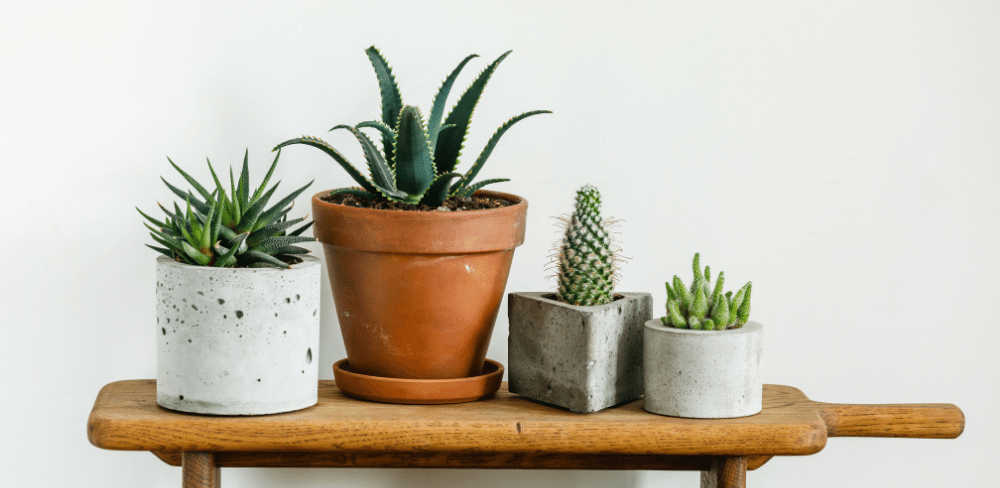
{"left": 323, "top": 191, "right": 514, "bottom": 211}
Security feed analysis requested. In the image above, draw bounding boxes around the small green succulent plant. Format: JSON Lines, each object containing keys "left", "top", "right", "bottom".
{"left": 274, "top": 46, "right": 550, "bottom": 207}
{"left": 139, "top": 151, "right": 315, "bottom": 268}
{"left": 661, "top": 253, "right": 751, "bottom": 330}
{"left": 553, "top": 185, "right": 621, "bottom": 306}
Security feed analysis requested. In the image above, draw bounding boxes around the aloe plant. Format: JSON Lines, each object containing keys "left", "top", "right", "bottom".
{"left": 139, "top": 150, "right": 315, "bottom": 268}
{"left": 554, "top": 185, "right": 620, "bottom": 306}
{"left": 661, "top": 253, "right": 752, "bottom": 330}
{"left": 275, "top": 46, "right": 550, "bottom": 207}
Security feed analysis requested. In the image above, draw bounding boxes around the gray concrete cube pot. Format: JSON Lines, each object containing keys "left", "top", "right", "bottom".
{"left": 643, "top": 319, "right": 763, "bottom": 419}
{"left": 508, "top": 292, "right": 652, "bottom": 413}
{"left": 155, "top": 255, "right": 322, "bottom": 415}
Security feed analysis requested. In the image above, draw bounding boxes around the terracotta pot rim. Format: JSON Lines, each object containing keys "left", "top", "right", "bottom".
{"left": 310, "top": 189, "right": 526, "bottom": 220}
{"left": 155, "top": 254, "right": 321, "bottom": 271}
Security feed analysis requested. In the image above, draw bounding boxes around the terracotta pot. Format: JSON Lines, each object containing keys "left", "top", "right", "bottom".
{"left": 312, "top": 190, "right": 528, "bottom": 379}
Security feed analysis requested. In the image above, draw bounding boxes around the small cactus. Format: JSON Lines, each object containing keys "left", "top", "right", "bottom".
{"left": 661, "top": 253, "right": 751, "bottom": 330}
{"left": 554, "top": 185, "right": 620, "bottom": 306}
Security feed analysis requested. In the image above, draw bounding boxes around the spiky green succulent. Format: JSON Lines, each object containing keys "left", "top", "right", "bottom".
{"left": 274, "top": 46, "right": 550, "bottom": 207}
{"left": 139, "top": 150, "right": 315, "bottom": 268}
{"left": 661, "top": 253, "right": 752, "bottom": 330}
{"left": 555, "top": 185, "right": 619, "bottom": 306}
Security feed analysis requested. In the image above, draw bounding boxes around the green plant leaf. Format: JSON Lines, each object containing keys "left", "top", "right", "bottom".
{"left": 181, "top": 241, "right": 211, "bottom": 265}
{"left": 249, "top": 236, "right": 315, "bottom": 255}
{"left": 288, "top": 221, "right": 314, "bottom": 237}
{"left": 274, "top": 137, "right": 376, "bottom": 194}
{"left": 419, "top": 172, "right": 463, "bottom": 207}
{"left": 252, "top": 150, "right": 280, "bottom": 202}
{"left": 366, "top": 46, "right": 403, "bottom": 167}
{"left": 145, "top": 244, "right": 174, "bottom": 258}
{"left": 236, "top": 182, "right": 279, "bottom": 232}
{"left": 331, "top": 124, "right": 396, "bottom": 192}
{"left": 241, "top": 250, "right": 290, "bottom": 269}
{"left": 214, "top": 233, "right": 247, "bottom": 268}
{"left": 238, "top": 149, "right": 251, "bottom": 210}
{"left": 247, "top": 217, "right": 307, "bottom": 247}
{"left": 256, "top": 180, "right": 314, "bottom": 229}
{"left": 434, "top": 50, "right": 511, "bottom": 174}
{"left": 455, "top": 178, "right": 510, "bottom": 199}
{"left": 137, "top": 207, "right": 170, "bottom": 229}
{"left": 160, "top": 177, "right": 212, "bottom": 216}
{"left": 449, "top": 110, "right": 550, "bottom": 194}
{"left": 428, "top": 54, "right": 478, "bottom": 153}
{"left": 167, "top": 157, "right": 213, "bottom": 201}
{"left": 267, "top": 245, "right": 311, "bottom": 256}
{"left": 392, "top": 105, "right": 435, "bottom": 200}
{"left": 229, "top": 166, "right": 242, "bottom": 224}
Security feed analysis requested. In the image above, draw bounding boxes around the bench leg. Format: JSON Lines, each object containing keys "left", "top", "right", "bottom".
{"left": 701, "top": 456, "right": 746, "bottom": 488}
{"left": 182, "top": 452, "right": 220, "bottom": 488}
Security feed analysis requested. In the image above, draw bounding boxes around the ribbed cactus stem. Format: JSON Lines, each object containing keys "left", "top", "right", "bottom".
{"left": 668, "top": 300, "right": 687, "bottom": 328}
{"left": 737, "top": 282, "right": 752, "bottom": 325}
{"left": 660, "top": 253, "right": 753, "bottom": 330}
{"left": 556, "top": 185, "right": 616, "bottom": 306}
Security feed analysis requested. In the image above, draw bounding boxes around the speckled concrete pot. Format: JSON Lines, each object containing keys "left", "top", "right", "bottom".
{"left": 155, "top": 255, "right": 321, "bottom": 415}
{"left": 643, "top": 319, "right": 763, "bottom": 419}
{"left": 508, "top": 292, "right": 652, "bottom": 413}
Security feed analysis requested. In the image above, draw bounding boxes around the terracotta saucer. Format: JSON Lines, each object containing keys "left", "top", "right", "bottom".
{"left": 332, "top": 359, "right": 505, "bottom": 405}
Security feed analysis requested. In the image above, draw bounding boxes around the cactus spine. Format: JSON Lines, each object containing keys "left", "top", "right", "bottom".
{"left": 554, "top": 185, "right": 619, "bottom": 306}
{"left": 661, "top": 253, "right": 751, "bottom": 330}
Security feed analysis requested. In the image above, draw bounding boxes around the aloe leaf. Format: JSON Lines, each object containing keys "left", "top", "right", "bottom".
{"left": 419, "top": 172, "right": 463, "bottom": 207}
{"left": 257, "top": 180, "right": 314, "bottom": 228}
{"left": 181, "top": 241, "right": 212, "bottom": 265}
{"left": 161, "top": 177, "right": 212, "bottom": 215}
{"left": 228, "top": 166, "right": 242, "bottom": 224}
{"left": 158, "top": 202, "right": 177, "bottom": 220}
{"left": 236, "top": 182, "right": 279, "bottom": 232}
{"left": 366, "top": 46, "right": 403, "bottom": 166}
{"left": 434, "top": 50, "right": 511, "bottom": 174}
{"left": 355, "top": 120, "right": 396, "bottom": 148}
{"left": 451, "top": 110, "right": 550, "bottom": 194}
{"left": 241, "top": 250, "right": 291, "bottom": 269}
{"left": 167, "top": 157, "right": 213, "bottom": 201}
{"left": 268, "top": 245, "right": 311, "bottom": 256}
{"left": 210, "top": 197, "right": 222, "bottom": 245}
{"left": 393, "top": 105, "right": 435, "bottom": 198}
{"left": 201, "top": 198, "right": 217, "bottom": 251}
{"left": 250, "top": 236, "right": 315, "bottom": 254}
{"left": 247, "top": 217, "right": 307, "bottom": 247}
{"left": 455, "top": 178, "right": 510, "bottom": 199}
{"left": 275, "top": 137, "right": 376, "bottom": 193}
{"left": 137, "top": 207, "right": 169, "bottom": 229}
{"left": 428, "top": 54, "right": 479, "bottom": 152}
{"left": 238, "top": 149, "right": 251, "bottom": 209}
{"left": 214, "top": 233, "right": 248, "bottom": 268}
{"left": 252, "top": 150, "right": 280, "bottom": 202}
{"left": 331, "top": 124, "right": 395, "bottom": 191}
{"left": 145, "top": 244, "right": 174, "bottom": 258}
{"left": 288, "top": 221, "right": 314, "bottom": 237}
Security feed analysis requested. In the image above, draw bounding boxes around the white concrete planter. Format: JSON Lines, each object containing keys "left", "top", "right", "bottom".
{"left": 643, "top": 319, "right": 763, "bottom": 418}
{"left": 155, "top": 255, "right": 321, "bottom": 415}
{"left": 508, "top": 292, "right": 652, "bottom": 413}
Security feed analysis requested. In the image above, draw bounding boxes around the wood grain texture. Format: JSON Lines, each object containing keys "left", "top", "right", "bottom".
{"left": 700, "top": 456, "right": 747, "bottom": 488}
{"left": 182, "top": 452, "right": 219, "bottom": 488}
{"left": 151, "top": 451, "right": 774, "bottom": 471}
{"left": 813, "top": 402, "right": 964, "bottom": 438}
{"left": 89, "top": 381, "right": 826, "bottom": 456}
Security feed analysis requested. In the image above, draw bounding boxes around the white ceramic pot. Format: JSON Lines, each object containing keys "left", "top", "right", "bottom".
{"left": 643, "top": 319, "right": 763, "bottom": 418}
{"left": 155, "top": 255, "right": 321, "bottom": 415}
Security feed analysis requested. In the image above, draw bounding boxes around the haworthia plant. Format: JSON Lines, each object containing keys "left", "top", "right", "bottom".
{"left": 139, "top": 150, "right": 315, "bottom": 268}
{"left": 661, "top": 253, "right": 751, "bottom": 330}
{"left": 274, "top": 46, "right": 550, "bottom": 207}
{"left": 555, "top": 185, "right": 619, "bottom": 306}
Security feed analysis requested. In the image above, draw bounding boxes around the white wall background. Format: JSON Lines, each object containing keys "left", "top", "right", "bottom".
{"left": 1, "top": 1, "right": 997, "bottom": 486}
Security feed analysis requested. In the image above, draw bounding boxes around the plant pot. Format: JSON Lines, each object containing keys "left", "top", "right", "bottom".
{"left": 312, "top": 190, "right": 527, "bottom": 379}
{"left": 155, "top": 255, "right": 321, "bottom": 415}
{"left": 507, "top": 292, "right": 652, "bottom": 413}
{"left": 643, "top": 319, "right": 763, "bottom": 418}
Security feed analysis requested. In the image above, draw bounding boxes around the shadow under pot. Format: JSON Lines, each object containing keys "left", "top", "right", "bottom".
{"left": 155, "top": 255, "right": 322, "bottom": 415}
{"left": 643, "top": 320, "right": 763, "bottom": 419}
{"left": 311, "top": 190, "right": 527, "bottom": 380}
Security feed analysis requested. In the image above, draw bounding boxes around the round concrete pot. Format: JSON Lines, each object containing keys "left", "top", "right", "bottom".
{"left": 643, "top": 319, "right": 763, "bottom": 418}
{"left": 312, "top": 190, "right": 527, "bottom": 380}
{"left": 155, "top": 255, "right": 321, "bottom": 415}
